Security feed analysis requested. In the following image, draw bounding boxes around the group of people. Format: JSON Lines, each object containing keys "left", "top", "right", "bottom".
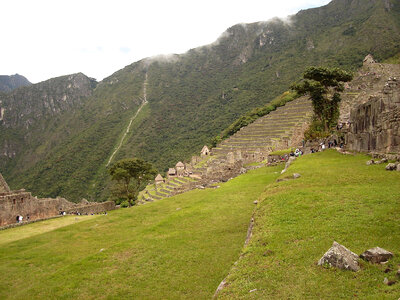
{"left": 278, "top": 148, "right": 304, "bottom": 162}
{"left": 15, "top": 215, "right": 30, "bottom": 223}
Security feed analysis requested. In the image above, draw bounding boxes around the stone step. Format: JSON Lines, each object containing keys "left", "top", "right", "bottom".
{"left": 150, "top": 194, "right": 162, "bottom": 200}
{"left": 160, "top": 189, "right": 171, "bottom": 195}
{"left": 155, "top": 191, "right": 168, "bottom": 197}
{"left": 173, "top": 177, "right": 188, "bottom": 184}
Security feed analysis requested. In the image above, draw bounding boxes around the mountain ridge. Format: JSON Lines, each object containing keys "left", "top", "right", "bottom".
{"left": 1, "top": 0, "right": 400, "bottom": 202}
{"left": 0, "top": 74, "right": 31, "bottom": 92}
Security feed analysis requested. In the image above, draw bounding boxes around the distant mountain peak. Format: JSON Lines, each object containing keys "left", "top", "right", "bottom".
{"left": 0, "top": 74, "right": 31, "bottom": 92}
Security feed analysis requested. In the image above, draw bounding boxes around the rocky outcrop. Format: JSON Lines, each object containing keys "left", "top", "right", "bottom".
{"left": 360, "top": 247, "right": 393, "bottom": 264}
{"left": 345, "top": 59, "right": 400, "bottom": 154}
{"left": 318, "top": 241, "right": 360, "bottom": 272}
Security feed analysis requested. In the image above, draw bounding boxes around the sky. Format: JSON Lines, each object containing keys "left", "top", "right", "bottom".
{"left": 1, "top": 0, "right": 331, "bottom": 83}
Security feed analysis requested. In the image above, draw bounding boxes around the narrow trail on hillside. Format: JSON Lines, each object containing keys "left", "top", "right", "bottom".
{"left": 106, "top": 73, "right": 148, "bottom": 167}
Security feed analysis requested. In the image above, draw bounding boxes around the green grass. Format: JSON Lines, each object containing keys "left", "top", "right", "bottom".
{"left": 269, "top": 148, "right": 294, "bottom": 156}
{"left": 0, "top": 165, "right": 282, "bottom": 299}
{"left": 218, "top": 150, "right": 400, "bottom": 299}
{"left": 0, "top": 215, "right": 98, "bottom": 246}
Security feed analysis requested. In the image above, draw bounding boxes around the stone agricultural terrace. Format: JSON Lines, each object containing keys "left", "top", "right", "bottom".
{"left": 212, "top": 97, "right": 312, "bottom": 157}
{"left": 139, "top": 96, "right": 313, "bottom": 204}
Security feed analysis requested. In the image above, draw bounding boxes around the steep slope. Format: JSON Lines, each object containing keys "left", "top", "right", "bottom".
{"left": 0, "top": 74, "right": 31, "bottom": 92}
{"left": 0, "top": 73, "right": 96, "bottom": 172}
{"left": 1, "top": 0, "right": 400, "bottom": 202}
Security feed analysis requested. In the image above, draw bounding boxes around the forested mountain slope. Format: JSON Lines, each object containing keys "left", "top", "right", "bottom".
{"left": 1, "top": 0, "right": 399, "bottom": 202}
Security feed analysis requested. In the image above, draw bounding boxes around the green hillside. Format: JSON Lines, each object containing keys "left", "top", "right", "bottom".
{"left": 1, "top": 0, "right": 400, "bottom": 202}
{"left": 0, "top": 151, "right": 398, "bottom": 298}
{"left": 0, "top": 165, "right": 283, "bottom": 299}
{"left": 219, "top": 151, "right": 400, "bottom": 299}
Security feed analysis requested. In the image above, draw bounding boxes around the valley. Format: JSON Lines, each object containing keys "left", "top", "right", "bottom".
{"left": 1, "top": 0, "right": 399, "bottom": 202}
{"left": 0, "top": 1, "right": 400, "bottom": 298}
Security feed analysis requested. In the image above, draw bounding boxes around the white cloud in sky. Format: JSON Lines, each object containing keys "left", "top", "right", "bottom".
{"left": 0, "top": 0, "right": 331, "bottom": 83}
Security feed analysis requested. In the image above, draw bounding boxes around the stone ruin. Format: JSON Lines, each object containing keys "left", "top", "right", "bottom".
{"left": 200, "top": 145, "right": 210, "bottom": 156}
{"left": 0, "top": 173, "right": 115, "bottom": 227}
{"left": 346, "top": 58, "right": 400, "bottom": 154}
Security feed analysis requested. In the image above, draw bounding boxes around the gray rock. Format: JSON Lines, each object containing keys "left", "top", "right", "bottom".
{"left": 240, "top": 167, "right": 247, "bottom": 174}
{"left": 385, "top": 163, "right": 397, "bottom": 170}
{"left": 281, "top": 156, "right": 296, "bottom": 174}
{"left": 253, "top": 200, "right": 258, "bottom": 205}
{"left": 383, "top": 277, "right": 389, "bottom": 285}
{"left": 380, "top": 158, "right": 389, "bottom": 164}
{"left": 318, "top": 241, "right": 360, "bottom": 271}
{"left": 397, "top": 164, "right": 400, "bottom": 172}
{"left": 293, "top": 173, "right": 301, "bottom": 179}
{"left": 366, "top": 160, "right": 375, "bottom": 166}
{"left": 360, "top": 247, "right": 393, "bottom": 263}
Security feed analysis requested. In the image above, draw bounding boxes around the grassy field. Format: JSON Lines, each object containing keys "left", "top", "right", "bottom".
{"left": 0, "top": 215, "right": 98, "bottom": 246}
{"left": 0, "top": 165, "right": 282, "bottom": 299}
{"left": 218, "top": 150, "right": 400, "bottom": 299}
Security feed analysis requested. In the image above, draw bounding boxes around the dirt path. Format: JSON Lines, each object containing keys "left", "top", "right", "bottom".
{"left": 106, "top": 73, "right": 148, "bottom": 167}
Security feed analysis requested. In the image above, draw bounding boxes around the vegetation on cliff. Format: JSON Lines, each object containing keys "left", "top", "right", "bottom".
{"left": 1, "top": 0, "right": 400, "bottom": 202}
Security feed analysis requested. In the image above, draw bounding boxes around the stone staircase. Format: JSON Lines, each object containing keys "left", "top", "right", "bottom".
{"left": 212, "top": 97, "right": 313, "bottom": 157}
{"left": 137, "top": 176, "right": 200, "bottom": 204}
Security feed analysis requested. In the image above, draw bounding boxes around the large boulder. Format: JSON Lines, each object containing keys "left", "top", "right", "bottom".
{"left": 318, "top": 241, "right": 360, "bottom": 271}
{"left": 360, "top": 247, "right": 393, "bottom": 264}
{"left": 366, "top": 160, "right": 375, "bottom": 166}
{"left": 385, "top": 163, "right": 398, "bottom": 171}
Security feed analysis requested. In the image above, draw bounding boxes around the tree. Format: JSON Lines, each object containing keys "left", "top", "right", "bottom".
{"left": 109, "top": 158, "right": 156, "bottom": 205}
{"left": 291, "top": 67, "right": 352, "bottom": 133}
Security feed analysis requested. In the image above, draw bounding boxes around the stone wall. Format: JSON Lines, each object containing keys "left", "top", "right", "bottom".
{"left": 0, "top": 191, "right": 74, "bottom": 226}
{"left": 0, "top": 174, "right": 116, "bottom": 226}
{"left": 346, "top": 77, "right": 400, "bottom": 153}
{"left": 65, "top": 201, "right": 115, "bottom": 215}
